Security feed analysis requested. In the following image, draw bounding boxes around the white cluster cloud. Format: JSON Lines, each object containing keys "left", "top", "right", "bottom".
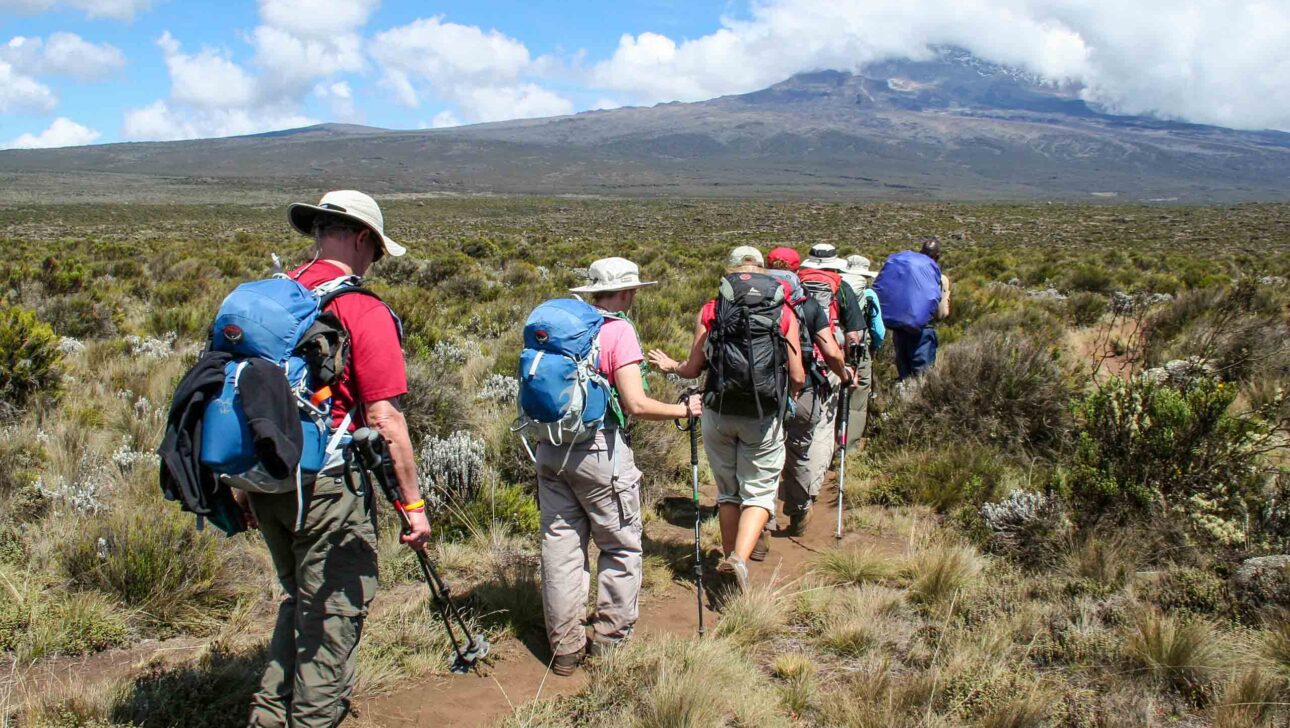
{"left": 4, "top": 116, "right": 100, "bottom": 148}
{"left": 588, "top": 0, "right": 1290, "bottom": 131}
{"left": 122, "top": 0, "right": 379, "bottom": 140}
{"left": 0, "top": 60, "right": 57, "bottom": 113}
{"left": 3, "top": 33, "right": 126, "bottom": 81}
{"left": 371, "top": 16, "right": 572, "bottom": 123}
{"left": 0, "top": 0, "right": 152, "bottom": 21}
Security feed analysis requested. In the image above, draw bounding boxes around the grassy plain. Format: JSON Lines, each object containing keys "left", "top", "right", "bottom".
{"left": 0, "top": 198, "right": 1287, "bottom": 727}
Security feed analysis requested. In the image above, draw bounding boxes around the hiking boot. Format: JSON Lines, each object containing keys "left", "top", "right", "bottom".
{"left": 786, "top": 509, "right": 813, "bottom": 537}
{"left": 749, "top": 528, "right": 771, "bottom": 561}
{"left": 551, "top": 650, "right": 585, "bottom": 677}
{"left": 717, "top": 555, "right": 750, "bottom": 594}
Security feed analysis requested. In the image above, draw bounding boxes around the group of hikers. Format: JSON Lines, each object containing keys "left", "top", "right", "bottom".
{"left": 158, "top": 190, "right": 951, "bottom": 726}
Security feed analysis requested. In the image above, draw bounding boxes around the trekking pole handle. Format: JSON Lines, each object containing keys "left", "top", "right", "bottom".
{"left": 674, "top": 387, "right": 699, "bottom": 433}
{"left": 351, "top": 427, "right": 410, "bottom": 528}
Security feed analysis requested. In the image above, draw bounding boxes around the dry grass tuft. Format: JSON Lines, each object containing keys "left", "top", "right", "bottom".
{"left": 1125, "top": 608, "right": 1226, "bottom": 699}
{"left": 810, "top": 545, "right": 900, "bottom": 587}
{"left": 905, "top": 543, "right": 983, "bottom": 615}
{"left": 713, "top": 581, "right": 789, "bottom": 648}
{"left": 771, "top": 652, "right": 817, "bottom": 716}
{"left": 1211, "top": 668, "right": 1286, "bottom": 728}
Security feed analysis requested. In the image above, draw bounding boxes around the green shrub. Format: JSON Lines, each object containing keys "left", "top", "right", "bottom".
{"left": 882, "top": 330, "right": 1074, "bottom": 456}
{"left": 62, "top": 507, "right": 233, "bottom": 630}
{"left": 1065, "top": 265, "right": 1113, "bottom": 294}
{"left": 0, "top": 305, "right": 62, "bottom": 410}
{"left": 1148, "top": 566, "right": 1228, "bottom": 616}
{"left": 42, "top": 293, "right": 122, "bottom": 339}
{"left": 1067, "top": 375, "right": 1276, "bottom": 546}
{"left": 1065, "top": 292, "right": 1108, "bottom": 327}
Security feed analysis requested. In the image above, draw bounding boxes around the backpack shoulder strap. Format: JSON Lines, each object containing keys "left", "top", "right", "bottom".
{"left": 314, "top": 279, "right": 404, "bottom": 343}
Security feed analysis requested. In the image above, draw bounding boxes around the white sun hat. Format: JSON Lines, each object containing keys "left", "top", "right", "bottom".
{"left": 569, "top": 257, "right": 658, "bottom": 294}
{"left": 800, "top": 243, "right": 849, "bottom": 272}
{"left": 288, "top": 190, "right": 406, "bottom": 258}
{"left": 726, "top": 245, "right": 765, "bottom": 267}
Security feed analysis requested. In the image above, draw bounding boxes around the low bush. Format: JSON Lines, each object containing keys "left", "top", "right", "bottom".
{"left": 810, "top": 545, "right": 900, "bottom": 587}
{"left": 436, "top": 481, "right": 539, "bottom": 541}
{"left": 1067, "top": 374, "right": 1282, "bottom": 546}
{"left": 882, "top": 330, "right": 1074, "bottom": 456}
{"left": 1065, "top": 292, "right": 1108, "bottom": 327}
{"left": 905, "top": 543, "right": 983, "bottom": 615}
{"left": 0, "top": 305, "right": 63, "bottom": 410}
{"left": 713, "top": 583, "right": 788, "bottom": 648}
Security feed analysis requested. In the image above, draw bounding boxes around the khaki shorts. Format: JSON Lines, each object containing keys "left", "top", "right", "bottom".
{"left": 702, "top": 410, "right": 784, "bottom": 514}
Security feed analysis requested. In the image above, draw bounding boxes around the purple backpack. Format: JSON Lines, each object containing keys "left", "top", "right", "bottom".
{"left": 873, "top": 251, "right": 942, "bottom": 331}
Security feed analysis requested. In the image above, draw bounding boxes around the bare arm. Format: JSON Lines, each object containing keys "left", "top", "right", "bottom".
{"left": 649, "top": 313, "right": 709, "bottom": 380}
{"left": 365, "top": 397, "right": 431, "bottom": 549}
{"left": 785, "top": 314, "right": 805, "bottom": 395}
{"left": 814, "top": 327, "right": 849, "bottom": 381}
{"left": 615, "top": 364, "right": 701, "bottom": 421}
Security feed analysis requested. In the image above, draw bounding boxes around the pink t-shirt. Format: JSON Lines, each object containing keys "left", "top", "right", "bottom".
{"left": 598, "top": 317, "right": 644, "bottom": 386}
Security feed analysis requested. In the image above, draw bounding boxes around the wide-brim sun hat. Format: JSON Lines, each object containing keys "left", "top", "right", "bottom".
{"left": 288, "top": 190, "right": 406, "bottom": 258}
{"left": 569, "top": 257, "right": 658, "bottom": 294}
{"left": 800, "top": 243, "right": 848, "bottom": 272}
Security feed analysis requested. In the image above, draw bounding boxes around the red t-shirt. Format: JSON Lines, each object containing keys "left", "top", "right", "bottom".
{"left": 290, "top": 261, "right": 407, "bottom": 429}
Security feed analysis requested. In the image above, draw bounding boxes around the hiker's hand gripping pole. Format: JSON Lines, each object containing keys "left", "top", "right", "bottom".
{"left": 350, "top": 428, "right": 491, "bottom": 674}
{"left": 674, "top": 388, "right": 705, "bottom": 636}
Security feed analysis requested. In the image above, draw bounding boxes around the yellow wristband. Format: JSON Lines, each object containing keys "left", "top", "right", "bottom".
{"left": 400, "top": 499, "right": 426, "bottom": 512}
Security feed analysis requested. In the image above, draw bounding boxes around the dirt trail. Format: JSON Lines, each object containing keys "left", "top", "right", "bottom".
{"left": 362, "top": 474, "right": 899, "bottom": 728}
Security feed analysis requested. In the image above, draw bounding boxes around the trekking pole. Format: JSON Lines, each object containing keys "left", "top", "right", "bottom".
{"left": 836, "top": 342, "right": 862, "bottom": 540}
{"left": 350, "top": 427, "right": 491, "bottom": 674}
{"left": 674, "top": 388, "right": 704, "bottom": 636}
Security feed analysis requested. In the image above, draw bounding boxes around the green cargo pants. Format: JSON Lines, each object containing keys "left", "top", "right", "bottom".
{"left": 247, "top": 474, "right": 379, "bottom": 728}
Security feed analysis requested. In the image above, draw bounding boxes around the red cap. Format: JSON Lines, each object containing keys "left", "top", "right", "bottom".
{"left": 768, "top": 246, "right": 801, "bottom": 272}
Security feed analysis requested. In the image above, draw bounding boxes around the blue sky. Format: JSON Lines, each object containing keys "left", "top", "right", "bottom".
{"left": 1, "top": 0, "right": 1287, "bottom": 148}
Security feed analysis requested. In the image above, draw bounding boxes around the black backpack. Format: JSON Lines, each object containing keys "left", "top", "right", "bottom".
{"left": 703, "top": 272, "right": 789, "bottom": 418}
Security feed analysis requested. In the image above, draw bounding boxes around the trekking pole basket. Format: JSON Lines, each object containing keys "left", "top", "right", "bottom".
{"left": 347, "top": 428, "right": 491, "bottom": 674}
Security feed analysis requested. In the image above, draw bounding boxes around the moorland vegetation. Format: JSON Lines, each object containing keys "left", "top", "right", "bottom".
{"left": 0, "top": 198, "right": 1287, "bottom": 727}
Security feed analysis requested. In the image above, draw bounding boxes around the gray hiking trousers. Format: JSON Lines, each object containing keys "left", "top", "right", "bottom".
{"left": 537, "top": 429, "right": 643, "bottom": 657}
{"left": 849, "top": 352, "right": 873, "bottom": 443}
{"left": 780, "top": 371, "right": 840, "bottom": 516}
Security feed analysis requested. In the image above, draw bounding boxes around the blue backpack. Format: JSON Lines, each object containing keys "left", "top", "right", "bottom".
{"left": 513, "top": 298, "right": 611, "bottom": 459}
{"left": 873, "top": 251, "right": 942, "bottom": 331}
{"left": 200, "top": 274, "right": 384, "bottom": 496}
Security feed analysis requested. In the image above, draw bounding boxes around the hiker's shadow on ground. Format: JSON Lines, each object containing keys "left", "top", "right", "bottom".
{"left": 111, "top": 644, "right": 269, "bottom": 728}
{"left": 655, "top": 496, "right": 713, "bottom": 530}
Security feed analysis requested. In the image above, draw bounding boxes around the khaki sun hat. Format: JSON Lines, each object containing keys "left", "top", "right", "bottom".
{"left": 569, "top": 257, "right": 658, "bottom": 294}
{"left": 727, "top": 245, "right": 765, "bottom": 267}
{"left": 288, "top": 190, "right": 406, "bottom": 258}
{"left": 847, "top": 254, "right": 878, "bottom": 279}
{"left": 800, "top": 243, "right": 848, "bottom": 272}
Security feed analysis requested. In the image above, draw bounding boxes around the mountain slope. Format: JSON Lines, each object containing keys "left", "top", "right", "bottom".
{"left": 2, "top": 54, "right": 1288, "bottom": 202}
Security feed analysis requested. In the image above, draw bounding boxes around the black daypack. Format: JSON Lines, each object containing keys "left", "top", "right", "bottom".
{"left": 703, "top": 272, "right": 789, "bottom": 418}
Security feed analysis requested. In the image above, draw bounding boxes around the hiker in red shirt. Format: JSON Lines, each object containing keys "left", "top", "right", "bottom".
{"left": 650, "top": 246, "right": 805, "bottom": 593}
{"left": 239, "top": 190, "right": 425, "bottom": 728}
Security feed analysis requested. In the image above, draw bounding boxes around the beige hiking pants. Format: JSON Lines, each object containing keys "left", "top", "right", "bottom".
{"left": 780, "top": 372, "right": 840, "bottom": 515}
{"left": 537, "top": 429, "right": 643, "bottom": 658}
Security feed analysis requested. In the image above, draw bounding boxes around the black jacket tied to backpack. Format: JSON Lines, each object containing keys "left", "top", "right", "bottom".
{"left": 703, "top": 272, "right": 790, "bottom": 419}
{"left": 158, "top": 352, "right": 303, "bottom": 536}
